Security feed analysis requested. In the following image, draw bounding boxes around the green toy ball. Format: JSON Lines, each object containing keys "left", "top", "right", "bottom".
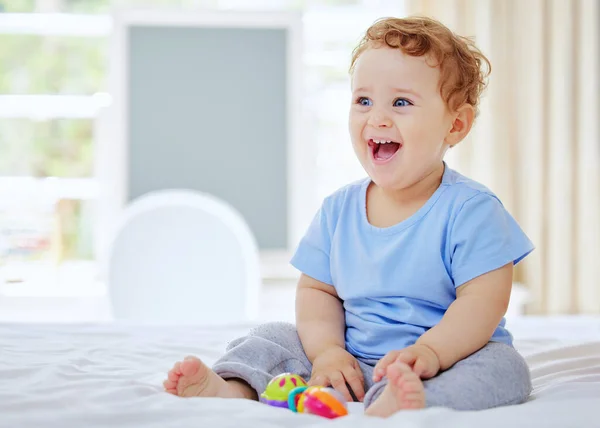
{"left": 259, "top": 373, "right": 308, "bottom": 408}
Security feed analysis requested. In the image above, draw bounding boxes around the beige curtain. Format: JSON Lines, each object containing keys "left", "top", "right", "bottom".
{"left": 407, "top": 0, "right": 600, "bottom": 314}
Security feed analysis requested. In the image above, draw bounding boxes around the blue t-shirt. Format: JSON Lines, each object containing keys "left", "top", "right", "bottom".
{"left": 290, "top": 164, "right": 534, "bottom": 360}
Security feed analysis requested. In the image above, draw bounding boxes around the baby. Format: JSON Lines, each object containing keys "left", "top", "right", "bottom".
{"left": 163, "top": 16, "right": 534, "bottom": 417}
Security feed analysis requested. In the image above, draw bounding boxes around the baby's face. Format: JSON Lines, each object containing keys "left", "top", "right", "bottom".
{"left": 349, "top": 46, "right": 455, "bottom": 191}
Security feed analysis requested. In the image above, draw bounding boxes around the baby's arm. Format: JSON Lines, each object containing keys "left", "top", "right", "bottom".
{"left": 295, "top": 274, "right": 366, "bottom": 401}
{"left": 417, "top": 262, "right": 513, "bottom": 371}
{"left": 295, "top": 274, "right": 345, "bottom": 360}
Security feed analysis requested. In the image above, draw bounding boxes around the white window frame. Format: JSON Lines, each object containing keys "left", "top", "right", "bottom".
{"left": 0, "top": 94, "right": 110, "bottom": 119}
{"left": 0, "top": 13, "right": 111, "bottom": 36}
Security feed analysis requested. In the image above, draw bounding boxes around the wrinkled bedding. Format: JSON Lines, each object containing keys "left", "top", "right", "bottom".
{"left": 1, "top": 319, "right": 599, "bottom": 428}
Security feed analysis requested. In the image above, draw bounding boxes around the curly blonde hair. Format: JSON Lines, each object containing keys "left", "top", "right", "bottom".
{"left": 350, "top": 16, "right": 491, "bottom": 115}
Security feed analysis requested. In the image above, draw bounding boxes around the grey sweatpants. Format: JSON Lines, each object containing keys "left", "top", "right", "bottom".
{"left": 212, "top": 322, "right": 532, "bottom": 410}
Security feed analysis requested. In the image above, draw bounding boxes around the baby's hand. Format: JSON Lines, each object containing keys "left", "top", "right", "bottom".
{"left": 373, "top": 344, "right": 441, "bottom": 382}
{"left": 309, "top": 346, "right": 365, "bottom": 402}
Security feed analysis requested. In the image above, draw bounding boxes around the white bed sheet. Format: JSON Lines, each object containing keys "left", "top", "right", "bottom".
{"left": 1, "top": 320, "right": 599, "bottom": 428}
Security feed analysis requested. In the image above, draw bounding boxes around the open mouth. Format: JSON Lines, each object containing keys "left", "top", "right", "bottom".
{"left": 368, "top": 139, "right": 402, "bottom": 162}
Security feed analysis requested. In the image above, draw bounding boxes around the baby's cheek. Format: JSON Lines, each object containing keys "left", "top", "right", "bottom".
{"left": 413, "top": 129, "right": 446, "bottom": 156}
{"left": 348, "top": 121, "right": 366, "bottom": 147}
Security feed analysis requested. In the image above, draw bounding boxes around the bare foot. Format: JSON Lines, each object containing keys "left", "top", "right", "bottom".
{"left": 163, "top": 356, "right": 255, "bottom": 399}
{"left": 365, "top": 361, "right": 426, "bottom": 418}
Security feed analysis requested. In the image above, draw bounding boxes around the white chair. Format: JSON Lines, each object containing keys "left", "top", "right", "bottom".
{"left": 106, "top": 189, "right": 261, "bottom": 325}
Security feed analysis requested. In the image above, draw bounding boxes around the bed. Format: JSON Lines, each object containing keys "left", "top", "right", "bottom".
{"left": 2, "top": 317, "right": 599, "bottom": 428}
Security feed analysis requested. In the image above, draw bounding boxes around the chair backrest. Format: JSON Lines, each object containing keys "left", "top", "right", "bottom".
{"left": 106, "top": 189, "right": 261, "bottom": 325}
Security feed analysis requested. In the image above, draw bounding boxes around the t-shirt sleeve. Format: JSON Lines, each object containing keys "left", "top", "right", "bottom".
{"left": 450, "top": 192, "right": 534, "bottom": 288}
{"left": 290, "top": 201, "right": 334, "bottom": 285}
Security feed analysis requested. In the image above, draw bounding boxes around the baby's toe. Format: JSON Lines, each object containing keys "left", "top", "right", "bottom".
{"left": 387, "top": 362, "right": 412, "bottom": 383}
{"left": 399, "top": 377, "right": 422, "bottom": 392}
{"left": 164, "top": 379, "right": 178, "bottom": 393}
{"left": 180, "top": 357, "right": 202, "bottom": 377}
{"left": 403, "top": 392, "right": 424, "bottom": 401}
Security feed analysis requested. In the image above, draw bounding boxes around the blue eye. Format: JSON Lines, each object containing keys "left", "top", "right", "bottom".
{"left": 393, "top": 98, "right": 412, "bottom": 107}
{"left": 356, "top": 97, "right": 372, "bottom": 107}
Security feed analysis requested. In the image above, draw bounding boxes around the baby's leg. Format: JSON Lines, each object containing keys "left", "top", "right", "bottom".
{"left": 363, "top": 342, "right": 531, "bottom": 412}
{"left": 422, "top": 342, "right": 532, "bottom": 410}
{"left": 212, "top": 321, "right": 312, "bottom": 397}
{"left": 165, "top": 322, "right": 312, "bottom": 399}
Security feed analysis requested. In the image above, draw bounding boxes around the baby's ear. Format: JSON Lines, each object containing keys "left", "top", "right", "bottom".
{"left": 446, "top": 104, "right": 475, "bottom": 147}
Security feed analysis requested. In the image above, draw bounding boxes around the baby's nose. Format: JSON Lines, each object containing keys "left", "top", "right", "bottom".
{"left": 368, "top": 111, "right": 393, "bottom": 128}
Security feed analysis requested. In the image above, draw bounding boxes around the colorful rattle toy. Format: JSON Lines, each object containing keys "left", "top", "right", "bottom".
{"left": 289, "top": 386, "right": 348, "bottom": 419}
{"left": 260, "top": 374, "right": 348, "bottom": 419}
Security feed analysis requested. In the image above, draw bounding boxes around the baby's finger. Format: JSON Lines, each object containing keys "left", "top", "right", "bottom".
{"left": 396, "top": 350, "right": 417, "bottom": 367}
{"left": 414, "top": 357, "right": 437, "bottom": 379}
{"left": 412, "top": 357, "right": 429, "bottom": 378}
{"left": 373, "top": 351, "right": 400, "bottom": 381}
{"left": 329, "top": 371, "right": 353, "bottom": 402}
{"left": 343, "top": 367, "right": 365, "bottom": 402}
{"left": 308, "top": 374, "right": 329, "bottom": 387}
